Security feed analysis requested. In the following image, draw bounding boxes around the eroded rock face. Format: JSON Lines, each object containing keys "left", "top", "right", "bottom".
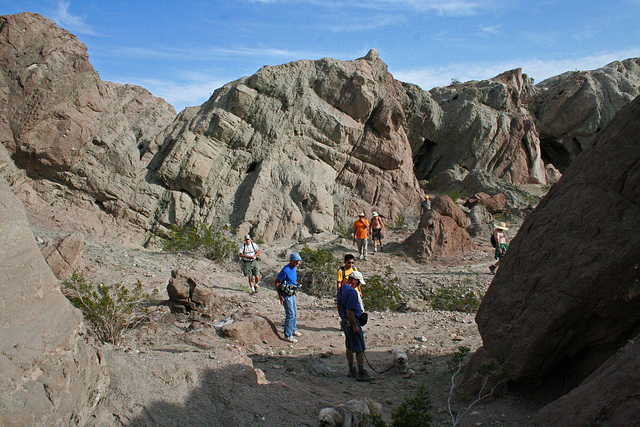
{"left": 534, "top": 58, "right": 640, "bottom": 171}
{"left": 474, "top": 95, "right": 640, "bottom": 386}
{"left": 0, "top": 177, "right": 107, "bottom": 425}
{"left": 408, "top": 69, "right": 546, "bottom": 185}
{"left": 149, "top": 50, "right": 423, "bottom": 240}
{"left": 0, "top": 12, "right": 176, "bottom": 239}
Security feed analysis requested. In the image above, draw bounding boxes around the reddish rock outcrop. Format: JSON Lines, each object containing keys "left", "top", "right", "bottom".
{"left": 167, "top": 268, "right": 212, "bottom": 312}
{"left": 470, "top": 95, "right": 640, "bottom": 408}
{"left": 41, "top": 232, "right": 84, "bottom": 279}
{"left": 403, "top": 195, "right": 476, "bottom": 259}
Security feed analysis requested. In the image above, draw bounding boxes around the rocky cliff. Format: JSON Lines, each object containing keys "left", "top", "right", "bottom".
{"left": 533, "top": 58, "right": 640, "bottom": 171}
{"left": 0, "top": 12, "right": 176, "bottom": 240}
{"left": 2, "top": 12, "right": 640, "bottom": 244}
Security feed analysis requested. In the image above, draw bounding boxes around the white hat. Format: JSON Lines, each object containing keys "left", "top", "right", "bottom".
{"left": 372, "top": 211, "right": 379, "bottom": 217}
{"left": 358, "top": 212, "right": 365, "bottom": 217}
{"left": 348, "top": 270, "right": 366, "bottom": 285}
{"left": 494, "top": 222, "right": 509, "bottom": 231}
{"left": 244, "top": 235, "right": 251, "bottom": 240}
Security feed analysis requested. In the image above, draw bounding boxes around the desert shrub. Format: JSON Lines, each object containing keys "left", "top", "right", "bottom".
{"left": 429, "top": 283, "right": 481, "bottom": 313}
{"left": 62, "top": 272, "right": 159, "bottom": 344}
{"left": 391, "top": 213, "right": 406, "bottom": 231}
{"left": 162, "top": 221, "right": 235, "bottom": 261}
{"left": 297, "top": 246, "right": 341, "bottom": 297}
{"left": 362, "top": 266, "right": 402, "bottom": 311}
{"left": 391, "top": 383, "right": 433, "bottom": 426}
{"left": 447, "top": 346, "right": 471, "bottom": 372}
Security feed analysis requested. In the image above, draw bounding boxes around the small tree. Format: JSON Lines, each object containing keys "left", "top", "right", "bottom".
{"left": 62, "top": 272, "right": 158, "bottom": 344}
{"left": 391, "top": 383, "right": 433, "bottom": 426}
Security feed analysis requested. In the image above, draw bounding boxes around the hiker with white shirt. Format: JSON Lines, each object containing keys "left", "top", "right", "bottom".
{"left": 239, "top": 235, "right": 260, "bottom": 293}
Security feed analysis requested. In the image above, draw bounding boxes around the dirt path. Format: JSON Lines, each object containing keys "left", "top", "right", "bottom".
{"left": 61, "top": 228, "right": 543, "bottom": 426}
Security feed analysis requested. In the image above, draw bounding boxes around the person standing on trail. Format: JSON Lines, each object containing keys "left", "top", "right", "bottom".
{"left": 369, "top": 212, "right": 385, "bottom": 254}
{"left": 238, "top": 235, "right": 260, "bottom": 293}
{"left": 337, "top": 253, "right": 365, "bottom": 310}
{"left": 274, "top": 252, "right": 303, "bottom": 343}
{"left": 490, "top": 222, "right": 509, "bottom": 274}
{"left": 353, "top": 213, "right": 370, "bottom": 260}
{"left": 337, "top": 270, "right": 372, "bottom": 382}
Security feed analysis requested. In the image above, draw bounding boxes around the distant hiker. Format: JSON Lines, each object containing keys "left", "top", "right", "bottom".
{"left": 421, "top": 195, "right": 431, "bottom": 213}
{"left": 239, "top": 235, "right": 260, "bottom": 293}
{"left": 337, "top": 270, "right": 373, "bottom": 382}
{"left": 353, "top": 213, "right": 370, "bottom": 260}
{"left": 337, "top": 253, "right": 365, "bottom": 310}
{"left": 274, "top": 252, "right": 303, "bottom": 343}
{"left": 490, "top": 222, "right": 509, "bottom": 274}
{"left": 369, "top": 212, "right": 385, "bottom": 253}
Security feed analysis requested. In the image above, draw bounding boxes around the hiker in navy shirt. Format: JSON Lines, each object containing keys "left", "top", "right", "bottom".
{"left": 337, "top": 270, "right": 372, "bottom": 382}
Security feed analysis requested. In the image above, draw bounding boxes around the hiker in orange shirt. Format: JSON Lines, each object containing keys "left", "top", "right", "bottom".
{"left": 353, "top": 213, "right": 370, "bottom": 260}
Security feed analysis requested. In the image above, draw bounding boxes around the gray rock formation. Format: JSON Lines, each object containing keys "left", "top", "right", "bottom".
{"left": 408, "top": 69, "right": 546, "bottom": 185}
{"left": 149, "top": 49, "right": 423, "bottom": 240}
{"left": 534, "top": 58, "right": 640, "bottom": 171}
{"left": 471, "top": 95, "right": 640, "bottom": 404}
{"left": 0, "top": 177, "right": 107, "bottom": 425}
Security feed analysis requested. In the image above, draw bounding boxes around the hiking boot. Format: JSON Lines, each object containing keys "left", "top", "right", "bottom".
{"left": 292, "top": 331, "right": 302, "bottom": 337}
{"left": 356, "top": 370, "right": 373, "bottom": 382}
{"left": 254, "top": 284, "right": 259, "bottom": 293}
{"left": 285, "top": 336, "right": 298, "bottom": 343}
{"left": 489, "top": 265, "right": 496, "bottom": 274}
{"left": 348, "top": 367, "right": 357, "bottom": 378}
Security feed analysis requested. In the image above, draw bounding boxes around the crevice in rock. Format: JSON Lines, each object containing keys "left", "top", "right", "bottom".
{"left": 540, "top": 137, "right": 572, "bottom": 172}
{"left": 413, "top": 138, "right": 437, "bottom": 180}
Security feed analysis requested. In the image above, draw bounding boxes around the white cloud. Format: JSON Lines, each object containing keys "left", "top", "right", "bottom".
{"left": 133, "top": 77, "right": 228, "bottom": 111}
{"left": 52, "top": 1, "right": 96, "bottom": 36}
{"left": 391, "top": 48, "right": 640, "bottom": 90}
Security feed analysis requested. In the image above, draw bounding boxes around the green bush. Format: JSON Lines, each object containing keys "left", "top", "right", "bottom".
{"left": 334, "top": 215, "right": 353, "bottom": 239}
{"left": 429, "top": 283, "right": 480, "bottom": 313}
{"left": 362, "top": 266, "right": 402, "bottom": 311}
{"left": 391, "top": 383, "right": 433, "bottom": 426}
{"left": 62, "top": 272, "right": 159, "bottom": 344}
{"left": 391, "top": 214, "right": 406, "bottom": 231}
{"left": 161, "top": 221, "right": 235, "bottom": 261}
{"left": 297, "top": 246, "right": 341, "bottom": 297}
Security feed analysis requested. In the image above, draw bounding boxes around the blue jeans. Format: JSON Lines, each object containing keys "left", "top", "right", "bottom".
{"left": 282, "top": 294, "right": 297, "bottom": 337}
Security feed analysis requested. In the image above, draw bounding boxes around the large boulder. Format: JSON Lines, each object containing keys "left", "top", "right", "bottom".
{"left": 0, "top": 177, "right": 107, "bottom": 425}
{"left": 473, "top": 95, "right": 640, "bottom": 388}
{"left": 403, "top": 195, "right": 476, "bottom": 259}
{"left": 534, "top": 58, "right": 640, "bottom": 171}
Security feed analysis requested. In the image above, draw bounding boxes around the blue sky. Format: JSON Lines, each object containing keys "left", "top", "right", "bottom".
{"left": 4, "top": 0, "right": 640, "bottom": 112}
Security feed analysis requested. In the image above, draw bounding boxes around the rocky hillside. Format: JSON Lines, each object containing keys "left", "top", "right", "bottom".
{"left": 2, "top": 12, "right": 640, "bottom": 243}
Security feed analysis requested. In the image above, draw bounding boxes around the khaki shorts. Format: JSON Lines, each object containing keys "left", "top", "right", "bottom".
{"left": 241, "top": 260, "right": 260, "bottom": 277}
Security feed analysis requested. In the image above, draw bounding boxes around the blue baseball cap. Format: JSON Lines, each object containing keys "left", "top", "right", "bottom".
{"left": 290, "top": 252, "right": 302, "bottom": 261}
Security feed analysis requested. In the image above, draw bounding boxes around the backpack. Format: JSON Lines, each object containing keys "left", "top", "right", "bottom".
{"left": 490, "top": 234, "right": 497, "bottom": 248}
{"left": 340, "top": 266, "right": 358, "bottom": 282}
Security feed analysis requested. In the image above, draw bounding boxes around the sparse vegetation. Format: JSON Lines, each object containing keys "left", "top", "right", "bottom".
{"left": 362, "top": 266, "right": 402, "bottom": 311}
{"left": 391, "top": 213, "right": 407, "bottom": 231}
{"left": 297, "top": 246, "right": 341, "bottom": 297}
{"left": 450, "top": 77, "right": 461, "bottom": 85}
{"left": 428, "top": 279, "right": 481, "bottom": 313}
{"left": 446, "top": 186, "right": 466, "bottom": 201}
{"left": 161, "top": 221, "right": 236, "bottom": 261}
{"left": 391, "top": 383, "right": 433, "bottom": 426}
{"left": 61, "top": 272, "right": 159, "bottom": 344}
{"left": 447, "top": 346, "right": 511, "bottom": 427}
